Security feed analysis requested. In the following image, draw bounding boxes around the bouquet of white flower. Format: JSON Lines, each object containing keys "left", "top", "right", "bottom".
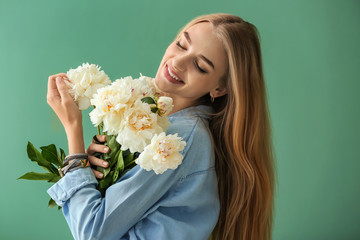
{"left": 19, "top": 63, "right": 186, "bottom": 207}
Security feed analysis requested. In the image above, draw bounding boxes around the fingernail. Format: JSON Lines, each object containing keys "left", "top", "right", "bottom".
{"left": 99, "top": 173, "right": 104, "bottom": 178}
{"left": 56, "top": 77, "right": 63, "bottom": 83}
{"left": 103, "top": 161, "right": 108, "bottom": 167}
{"left": 104, "top": 147, "right": 109, "bottom": 152}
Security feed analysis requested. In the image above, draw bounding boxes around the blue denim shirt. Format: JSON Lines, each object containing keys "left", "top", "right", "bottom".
{"left": 47, "top": 105, "right": 220, "bottom": 240}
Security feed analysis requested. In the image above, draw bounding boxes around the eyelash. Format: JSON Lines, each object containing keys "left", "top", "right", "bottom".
{"left": 176, "top": 41, "right": 207, "bottom": 74}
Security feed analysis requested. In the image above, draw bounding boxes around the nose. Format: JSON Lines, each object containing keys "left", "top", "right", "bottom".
{"left": 172, "top": 61, "right": 183, "bottom": 73}
{"left": 171, "top": 53, "right": 189, "bottom": 73}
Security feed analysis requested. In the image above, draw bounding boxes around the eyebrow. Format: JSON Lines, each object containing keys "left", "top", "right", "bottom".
{"left": 183, "top": 31, "right": 215, "bottom": 70}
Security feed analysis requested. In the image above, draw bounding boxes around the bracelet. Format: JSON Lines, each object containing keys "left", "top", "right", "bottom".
{"left": 63, "top": 153, "right": 88, "bottom": 166}
{"left": 59, "top": 153, "right": 89, "bottom": 177}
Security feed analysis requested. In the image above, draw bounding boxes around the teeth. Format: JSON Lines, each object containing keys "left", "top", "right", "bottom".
{"left": 168, "top": 66, "right": 182, "bottom": 82}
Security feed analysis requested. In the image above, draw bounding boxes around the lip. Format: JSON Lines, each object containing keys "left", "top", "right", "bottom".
{"left": 163, "top": 64, "right": 184, "bottom": 85}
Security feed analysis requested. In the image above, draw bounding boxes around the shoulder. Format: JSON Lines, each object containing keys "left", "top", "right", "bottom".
{"left": 166, "top": 105, "right": 215, "bottom": 176}
{"left": 167, "top": 105, "right": 213, "bottom": 140}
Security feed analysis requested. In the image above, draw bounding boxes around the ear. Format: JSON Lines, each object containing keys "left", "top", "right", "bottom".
{"left": 210, "top": 86, "right": 227, "bottom": 99}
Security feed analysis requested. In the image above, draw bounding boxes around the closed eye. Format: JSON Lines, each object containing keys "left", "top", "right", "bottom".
{"left": 176, "top": 41, "right": 186, "bottom": 50}
{"left": 194, "top": 61, "right": 207, "bottom": 73}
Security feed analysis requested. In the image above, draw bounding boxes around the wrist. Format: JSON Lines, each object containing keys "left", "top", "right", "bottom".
{"left": 65, "top": 124, "right": 85, "bottom": 154}
{"left": 64, "top": 118, "right": 83, "bottom": 132}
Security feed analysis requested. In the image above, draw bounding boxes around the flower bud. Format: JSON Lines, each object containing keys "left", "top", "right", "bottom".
{"left": 157, "top": 96, "right": 173, "bottom": 116}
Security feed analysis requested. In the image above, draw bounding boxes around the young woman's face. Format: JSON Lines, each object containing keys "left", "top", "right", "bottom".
{"left": 155, "top": 22, "right": 228, "bottom": 106}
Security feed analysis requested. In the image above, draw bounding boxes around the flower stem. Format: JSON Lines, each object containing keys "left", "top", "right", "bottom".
{"left": 125, "top": 159, "right": 136, "bottom": 168}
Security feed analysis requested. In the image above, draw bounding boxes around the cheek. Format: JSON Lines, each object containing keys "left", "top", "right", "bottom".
{"left": 187, "top": 77, "right": 215, "bottom": 95}
{"left": 193, "top": 76, "right": 219, "bottom": 89}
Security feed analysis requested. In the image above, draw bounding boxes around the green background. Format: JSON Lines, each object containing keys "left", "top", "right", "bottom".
{"left": 1, "top": 0, "right": 359, "bottom": 239}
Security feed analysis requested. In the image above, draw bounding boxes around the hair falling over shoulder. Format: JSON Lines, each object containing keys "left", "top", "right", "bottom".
{"left": 179, "top": 14, "right": 276, "bottom": 240}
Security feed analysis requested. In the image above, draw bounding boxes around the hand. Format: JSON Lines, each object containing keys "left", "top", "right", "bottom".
{"left": 86, "top": 135, "right": 110, "bottom": 179}
{"left": 47, "top": 73, "right": 82, "bottom": 130}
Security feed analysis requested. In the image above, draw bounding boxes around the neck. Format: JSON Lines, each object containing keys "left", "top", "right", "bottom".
{"left": 167, "top": 95, "right": 197, "bottom": 116}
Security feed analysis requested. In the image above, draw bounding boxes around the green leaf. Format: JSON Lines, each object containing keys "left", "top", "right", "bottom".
{"left": 141, "top": 97, "right": 156, "bottom": 105}
{"left": 96, "top": 166, "right": 111, "bottom": 178}
{"left": 18, "top": 172, "right": 58, "bottom": 181}
{"left": 107, "top": 135, "right": 120, "bottom": 157}
{"left": 104, "top": 134, "right": 120, "bottom": 165}
{"left": 98, "top": 171, "right": 113, "bottom": 189}
{"left": 27, "top": 142, "right": 58, "bottom": 174}
{"left": 125, "top": 160, "right": 136, "bottom": 168}
{"left": 40, "top": 144, "right": 61, "bottom": 167}
{"left": 48, "top": 175, "right": 61, "bottom": 183}
{"left": 48, "top": 198, "right": 57, "bottom": 208}
{"left": 98, "top": 171, "right": 114, "bottom": 197}
{"left": 93, "top": 151, "right": 103, "bottom": 159}
{"left": 112, "top": 150, "right": 124, "bottom": 184}
{"left": 111, "top": 149, "right": 121, "bottom": 168}
{"left": 151, "top": 107, "right": 158, "bottom": 113}
{"left": 49, "top": 201, "right": 57, "bottom": 208}
{"left": 109, "top": 148, "right": 120, "bottom": 169}
{"left": 103, "top": 166, "right": 111, "bottom": 177}
{"left": 59, "top": 148, "right": 66, "bottom": 164}
{"left": 124, "top": 153, "right": 134, "bottom": 165}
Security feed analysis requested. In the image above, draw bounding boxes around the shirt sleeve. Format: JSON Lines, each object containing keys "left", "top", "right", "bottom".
{"left": 47, "top": 157, "right": 193, "bottom": 240}
{"left": 47, "top": 110, "right": 219, "bottom": 240}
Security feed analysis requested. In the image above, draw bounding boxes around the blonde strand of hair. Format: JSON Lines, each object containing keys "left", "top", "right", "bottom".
{"left": 177, "top": 13, "right": 275, "bottom": 240}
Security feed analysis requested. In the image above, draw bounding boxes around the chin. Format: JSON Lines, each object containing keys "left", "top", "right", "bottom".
{"left": 153, "top": 77, "right": 162, "bottom": 91}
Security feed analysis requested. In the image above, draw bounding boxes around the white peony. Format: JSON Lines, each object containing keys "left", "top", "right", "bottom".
{"left": 135, "top": 132, "right": 186, "bottom": 174}
{"left": 135, "top": 74, "right": 157, "bottom": 99}
{"left": 116, "top": 99, "right": 165, "bottom": 153}
{"left": 157, "top": 96, "right": 173, "bottom": 116}
{"left": 66, "top": 63, "right": 111, "bottom": 110}
{"left": 89, "top": 78, "right": 137, "bottom": 134}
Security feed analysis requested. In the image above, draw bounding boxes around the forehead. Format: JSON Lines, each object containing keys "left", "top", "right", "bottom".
{"left": 184, "top": 22, "right": 227, "bottom": 73}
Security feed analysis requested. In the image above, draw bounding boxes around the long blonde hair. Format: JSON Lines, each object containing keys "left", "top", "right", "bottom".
{"left": 176, "top": 14, "right": 275, "bottom": 240}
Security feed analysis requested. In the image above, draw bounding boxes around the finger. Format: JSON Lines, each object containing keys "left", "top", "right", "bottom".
{"left": 47, "top": 76, "right": 61, "bottom": 100}
{"left": 91, "top": 169, "right": 104, "bottom": 179}
{"left": 92, "top": 135, "right": 106, "bottom": 143}
{"left": 87, "top": 142, "right": 110, "bottom": 155}
{"left": 47, "top": 73, "right": 67, "bottom": 95}
{"left": 47, "top": 73, "right": 70, "bottom": 104}
{"left": 55, "top": 76, "right": 72, "bottom": 102}
{"left": 89, "top": 155, "right": 109, "bottom": 168}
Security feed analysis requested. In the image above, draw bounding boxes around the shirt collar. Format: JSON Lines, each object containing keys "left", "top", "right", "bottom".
{"left": 169, "top": 105, "right": 214, "bottom": 120}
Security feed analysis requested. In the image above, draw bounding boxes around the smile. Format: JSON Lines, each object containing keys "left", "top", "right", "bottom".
{"left": 164, "top": 64, "right": 184, "bottom": 85}
{"left": 168, "top": 65, "right": 182, "bottom": 81}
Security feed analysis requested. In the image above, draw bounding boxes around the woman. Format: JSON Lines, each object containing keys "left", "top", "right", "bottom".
{"left": 47, "top": 13, "right": 275, "bottom": 240}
